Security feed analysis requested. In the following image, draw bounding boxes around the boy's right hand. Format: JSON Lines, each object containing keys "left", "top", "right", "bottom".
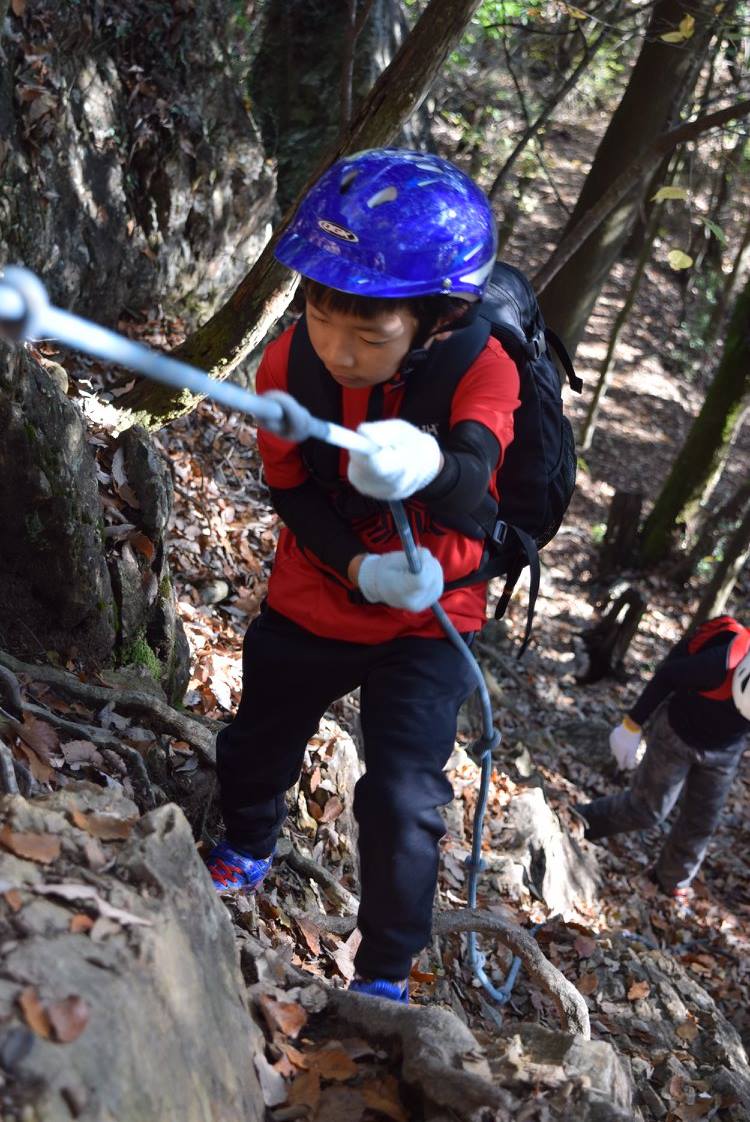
{"left": 348, "top": 419, "right": 443, "bottom": 500}
{"left": 357, "top": 549, "right": 443, "bottom": 612}
{"left": 609, "top": 716, "right": 642, "bottom": 770}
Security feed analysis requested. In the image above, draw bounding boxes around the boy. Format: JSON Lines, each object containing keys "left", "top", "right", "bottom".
{"left": 578, "top": 616, "right": 750, "bottom": 900}
{"left": 207, "top": 148, "right": 520, "bottom": 1001}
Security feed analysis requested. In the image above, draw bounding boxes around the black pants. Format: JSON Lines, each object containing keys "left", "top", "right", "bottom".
{"left": 216, "top": 607, "right": 477, "bottom": 980}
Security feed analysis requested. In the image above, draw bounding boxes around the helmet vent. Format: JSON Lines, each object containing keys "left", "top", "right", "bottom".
{"left": 367, "top": 186, "right": 398, "bottom": 208}
{"left": 340, "top": 169, "right": 359, "bottom": 192}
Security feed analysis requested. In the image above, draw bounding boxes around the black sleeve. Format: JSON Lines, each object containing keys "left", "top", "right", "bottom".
{"left": 269, "top": 480, "right": 365, "bottom": 578}
{"left": 417, "top": 420, "right": 500, "bottom": 516}
{"left": 629, "top": 643, "right": 729, "bottom": 727}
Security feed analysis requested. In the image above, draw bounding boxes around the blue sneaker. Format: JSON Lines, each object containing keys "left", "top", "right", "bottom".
{"left": 206, "top": 841, "right": 273, "bottom": 894}
{"left": 348, "top": 977, "right": 409, "bottom": 1003}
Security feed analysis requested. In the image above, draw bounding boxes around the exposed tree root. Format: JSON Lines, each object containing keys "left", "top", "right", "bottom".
{"left": 277, "top": 838, "right": 589, "bottom": 1038}
{"left": 435, "top": 909, "right": 590, "bottom": 1039}
{"left": 0, "top": 650, "right": 217, "bottom": 763}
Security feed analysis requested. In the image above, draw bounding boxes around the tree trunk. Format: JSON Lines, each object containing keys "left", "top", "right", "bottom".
{"left": 672, "top": 473, "right": 750, "bottom": 584}
{"left": 537, "top": 0, "right": 722, "bottom": 354}
{"left": 113, "top": 0, "right": 484, "bottom": 432}
{"left": 639, "top": 273, "right": 750, "bottom": 565}
{"left": 703, "top": 210, "right": 750, "bottom": 347}
{"left": 597, "top": 490, "right": 644, "bottom": 579}
{"left": 693, "top": 498, "right": 750, "bottom": 624}
{"left": 577, "top": 585, "right": 647, "bottom": 683}
{"left": 578, "top": 204, "right": 661, "bottom": 452}
{"left": 250, "top": 0, "right": 395, "bottom": 211}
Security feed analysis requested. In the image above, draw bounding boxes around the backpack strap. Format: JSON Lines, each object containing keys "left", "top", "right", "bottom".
{"left": 545, "top": 327, "right": 583, "bottom": 393}
{"left": 493, "top": 525, "right": 540, "bottom": 659}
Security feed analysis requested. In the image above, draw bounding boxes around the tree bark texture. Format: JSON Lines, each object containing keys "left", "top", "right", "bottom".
{"left": 0, "top": 1, "right": 276, "bottom": 323}
{"left": 250, "top": 0, "right": 403, "bottom": 212}
{"left": 114, "top": 0, "right": 484, "bottom": 431}
{"left": 639, "top": 273, "right": 750, "bottom": 565}
{"left": 693, "top": 498, "right": 750, "bottom": 625}
{"left": 537, "top": 0, "right": 721, "bottom": 354}
{"left": 672, "top": 473, "right": 750, "bottom": 584}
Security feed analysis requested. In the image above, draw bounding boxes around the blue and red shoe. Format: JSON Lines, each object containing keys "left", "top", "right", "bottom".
{"left": 348, "top": 977, "right": 409, "bottom": 1003}
{"left": 206, "top": 841, "right": 274, "bottom": 894}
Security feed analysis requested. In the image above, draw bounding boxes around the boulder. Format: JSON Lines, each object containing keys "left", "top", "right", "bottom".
{"left": 488, "top": 786, "right": 600, "bottom": 913}
{"left": 0, "top": 785, "right": 265, "bottom": 1121}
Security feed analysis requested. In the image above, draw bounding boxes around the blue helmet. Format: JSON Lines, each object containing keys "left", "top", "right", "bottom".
{"left": 274, "top": 148, "right": 497, "bottom": 300}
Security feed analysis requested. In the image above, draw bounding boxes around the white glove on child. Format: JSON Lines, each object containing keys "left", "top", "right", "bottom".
{"left": 347, "top": 419, "right": 442, "bottom": 500}
{"left": 609, "top": 717, "right": 642, "bottom": 770}
{"left": 357, "top": 548, "right": 443, "bottom": 613}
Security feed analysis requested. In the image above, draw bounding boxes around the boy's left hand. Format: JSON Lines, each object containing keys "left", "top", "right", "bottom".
{"left": 348, "top": 419, "right": 442, "bottom": 500}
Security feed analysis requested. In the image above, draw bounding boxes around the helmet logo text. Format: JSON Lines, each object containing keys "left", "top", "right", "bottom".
{"left": 318, "top": 219, "right": 359, "bottom": 243}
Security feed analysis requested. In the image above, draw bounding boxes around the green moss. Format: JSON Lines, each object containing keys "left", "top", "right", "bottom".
{"left": 158, "top": 574, "right": 172, "bottom": 600}
{"left": 120, "top": 633, "right": 162, "bottom": 680}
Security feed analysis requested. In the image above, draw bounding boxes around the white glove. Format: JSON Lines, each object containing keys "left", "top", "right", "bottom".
{"left": 348, "top": 419, "right": 442, "bottom": 500}
{"left": 609, "top": 718, "right": 642, "bottom": 770}
{"left": 357, "top": 549, "right": 443, "bottom": 612}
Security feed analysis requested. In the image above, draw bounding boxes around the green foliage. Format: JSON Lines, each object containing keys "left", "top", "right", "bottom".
{"left": 591, "top": 522, "right": 607, "bottom": 545}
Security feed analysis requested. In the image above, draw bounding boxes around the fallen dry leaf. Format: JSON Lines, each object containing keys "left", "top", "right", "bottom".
{"left": 577, "top": 972, "right": 598, "bottom": 996}
{"left": 627, "top": 980, "right": 650, "bottom": 1001}
{"left": 573, "top": 935, "right": 597, "bottom": 958}
{"left": 32, "top": 883, "right": 152, "bottom": 927}
{"left": 257, "top": 993, "right": 308, "bottom": 1039}
{"left": 331, "top": 927, "right": 362, "bottom": 982}
{"left": 70, "top": 914, "right": 95, "bottom": 934}
{"left": 319, "top": 795, "right": 344, "bottom": 824}
{"left": 296, "top": 916, "right": 322, "bottom": 956}
{"left": 288, "top": 1068, "right": 321, "bottom": 1111}
{"left": 18, "top": 987, "right": 51, "bottom": 1038}
{"left": 18, "top": 714, "right": 59, "bottom": 760}
{"left": 0, "top": 825, "right": 61, "bottom": 864}
{"left": 4, "top": 888, "right": 23, "bottom": 912}
{"left": 307, "top": 1046, "right": 358, "bottom": 1082}
{"left": 61, "top": 740, "right": 104, "bottom": 767}
{"left": 48, "top": 995, "right": 90, "bottom": 1043}
{"left": 361, "top": 1074, "right": 409, "bottom": 1122}
{"left": 70, "top": 809, "right": 136, "bottom": 841}
{"left": 676, "top": 1019, "right": 700, "bottom": 1041}
{"left": 14, "top": 740, "right": 54, "bottom": 782}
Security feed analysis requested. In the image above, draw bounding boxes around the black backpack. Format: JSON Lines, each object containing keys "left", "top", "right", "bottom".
{"left": 436, "top": 261, "right": 582, "bottom": 654}
{"left": 287, "top": 261, "right": 581, "bottom": 655}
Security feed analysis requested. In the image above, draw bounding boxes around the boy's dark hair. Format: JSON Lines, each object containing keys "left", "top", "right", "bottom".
{"left": 301, "top": 278, "right": 472, "bottom": 348}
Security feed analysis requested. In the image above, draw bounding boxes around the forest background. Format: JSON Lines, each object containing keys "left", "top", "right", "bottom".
{"left": 0, "top": 1, "right": 749, "bottom": 1120}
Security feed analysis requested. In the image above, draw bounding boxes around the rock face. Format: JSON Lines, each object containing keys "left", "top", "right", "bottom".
{"left": 0, "top": 344, "right": 115, "bottom": 664}
{"left": 0, "top": 0, "right": 276, "bottom": 323}
{"left": 0, "top": 349, "right": 189, "bottom": 697}
{"left": 493, "top": 1022, "right": 637, "bottom": 1121}
{"left": 0, "top": 786, "right": 265, "bottom": 1122}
